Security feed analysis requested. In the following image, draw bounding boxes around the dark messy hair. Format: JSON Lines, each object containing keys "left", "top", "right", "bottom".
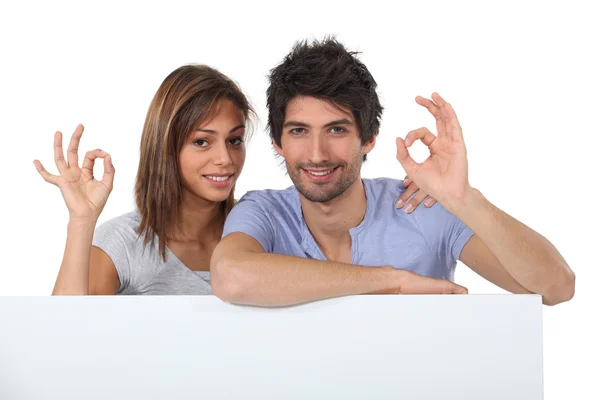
{"left": 266, "top": 37, "right": 383, "bottom": 160}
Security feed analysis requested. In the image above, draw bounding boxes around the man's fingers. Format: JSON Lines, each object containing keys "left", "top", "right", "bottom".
{"left": 33, "top": 160, "right": 58, "bottom": 185}
{"left": 416, "top": 96, "right": 446, "bottom": 136}
{"left": 101, "top": 154, "right": 115, "bottom": 190}
{"left": 432, "top": 92, "right": 464, "bottom": 141}
{"left": 441, "top": 278, "right": 468, "bottom": 294}
{"left": 54, "top": 131, "right": 68, "bottom": 173}
{"left": 452, "top": 282, "right": 468, "bottom": 294}
{"left": 431, "top": 92, "right": 448, "bottom": 107}
{"left": 66, "top": 124, "right": 85, "bottom": 168}
{"left": 396, "top": 137, "right": 419, "bottom": 176}
{"left": 416, "top": 95, "right": 441, "bottom": 117}
{"left": 395, "top": 180, "right": 419, "bottom": 209}
{"left": 405, "top": 127, "right": 436, "bottom": 148}
{"left": 403, "top": 176, "right": 411, "bottom": 187}
{"left": 399, "top": 271, "right": 468, "bottom": 295}
{"left": 438, "top": 279, "right": 468, "bottom": 294}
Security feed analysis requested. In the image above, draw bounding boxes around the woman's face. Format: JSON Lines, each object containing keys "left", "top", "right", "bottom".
{"left": 178, "top": 99, "right": 246, "bottom": 205}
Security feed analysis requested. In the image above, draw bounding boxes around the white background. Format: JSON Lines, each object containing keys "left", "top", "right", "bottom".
{"left": 0, "top": 1, "right": 598, "bottom": 398}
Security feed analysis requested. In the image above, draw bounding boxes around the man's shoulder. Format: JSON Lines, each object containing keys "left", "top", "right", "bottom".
{"left": 363, "top": 177, "right": 407, "bottom": 201}
{"left": 237, "top": 186, "right": 298, "bottom": 210}
{"left": 224, "top": 186, "right": 303, "bottom": 245}
{"left": 363, "top": 177, "right": 454, "bottom": 226}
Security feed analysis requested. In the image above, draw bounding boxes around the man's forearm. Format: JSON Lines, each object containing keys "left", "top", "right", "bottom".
{"left": 445, "top": 188, "right": 575, "bottom": 303}
{"left": 211, "top": 250, "right": 398, "bottom": 307}
{"left": 52, "top": 220, "right": 94, "bottom": 295}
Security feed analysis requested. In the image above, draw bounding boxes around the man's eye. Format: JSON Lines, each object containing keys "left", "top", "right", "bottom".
{"left": 194, "top": 139, "right": 208, "bottom": 147}
{"left": 330, "top": 127, "right": 346, "bottom": 134}
{"left": 290, "top": 128, "right": 306, "bottom": 135}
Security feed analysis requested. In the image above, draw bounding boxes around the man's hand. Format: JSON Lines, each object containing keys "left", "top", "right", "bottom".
{"left": 372, "top": 267, "right": 468, "bottom": 295}
{"left": 395, "top": 93, "right": 470, "bottom": 207}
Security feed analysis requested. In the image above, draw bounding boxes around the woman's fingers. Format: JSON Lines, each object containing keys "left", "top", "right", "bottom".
{"left": 424, "top": 196, "right": 437, "bottom": 208}
{"left": 395, "top": 180, "right": 419, "bottom": 209}
{"left": 54, "top": 131, "right": 68, "bottom": 173}
{"left": 33, "top": 160, "right": 58, "bottom": 185}
{"left": 66, "top": 124, "right": 85, "bottom": 168}
{"left": 402, "top": 187, "right": 428, "bottom": 214}
{"left": 101, "top": 154, "right": 115, "bottom": 190}
{"left": 81, "top": 149, "right": 108, "bottom": 178}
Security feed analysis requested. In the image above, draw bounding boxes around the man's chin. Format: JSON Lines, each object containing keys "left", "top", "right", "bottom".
{"left": 297, "top": 186, "right": 342, "bottom": 203}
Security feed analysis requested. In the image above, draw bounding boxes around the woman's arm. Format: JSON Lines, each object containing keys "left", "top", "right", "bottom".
{"left": 34, "top": 124, "right": 116, "bottom": 295}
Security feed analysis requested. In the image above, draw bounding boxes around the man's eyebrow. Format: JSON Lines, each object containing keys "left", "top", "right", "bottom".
{"left": 283, "top": 119, "right": 354, "bottom": 129}
{"left": 323, "top": 118, "right": 353, "bottom": 128}
{"left": 196, "top": 124, "right": 246, "bottom": 134}
{"left": 283, "top": 121, "right": 310, "bottom": 128}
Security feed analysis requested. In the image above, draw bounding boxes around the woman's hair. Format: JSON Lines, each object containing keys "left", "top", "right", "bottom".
{"left": 134, "top": 64, "right": 254, "bottom": 260}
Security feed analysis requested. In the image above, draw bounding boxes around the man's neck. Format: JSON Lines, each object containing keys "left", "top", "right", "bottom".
{"left": 299, "top": 178, "right": 367, "bottom": 251}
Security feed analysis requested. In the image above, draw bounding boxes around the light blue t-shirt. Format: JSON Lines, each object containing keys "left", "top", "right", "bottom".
{"left": 222, "top": 178, "right": 474, "bottom": 280}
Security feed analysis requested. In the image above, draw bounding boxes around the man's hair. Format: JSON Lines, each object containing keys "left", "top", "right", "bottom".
{"left": 266, "top": 37, "right": 383, "bottom": 160}
{"left": 135, "top": 64, "right": 254, "bottom": 261}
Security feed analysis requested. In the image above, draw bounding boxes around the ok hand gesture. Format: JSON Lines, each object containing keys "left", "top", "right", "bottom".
{"left": 33, "top": 124, "right": 114, "bottom": 222}
{"left": 396, "top": 93, "right": 470, "bottom": 206}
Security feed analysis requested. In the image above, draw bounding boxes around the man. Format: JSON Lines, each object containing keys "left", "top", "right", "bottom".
{"left": 210, "top": 38, "right": 575, "bottom": 307}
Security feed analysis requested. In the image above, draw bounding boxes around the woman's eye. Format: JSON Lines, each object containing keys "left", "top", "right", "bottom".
{"left": 229, "top": 137, "right": 244, "bottom": 146}
{"left": 194, "top": 139, "right": 208, "bottom": 147}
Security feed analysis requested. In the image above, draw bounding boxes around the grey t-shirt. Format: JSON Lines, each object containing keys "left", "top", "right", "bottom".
{"left": 92, "top": 211, "right": 212, "bottom": 295}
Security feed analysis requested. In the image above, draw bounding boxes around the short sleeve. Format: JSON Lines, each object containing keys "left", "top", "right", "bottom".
{"left": 410, "top": 202, "right": 475, "bottom": 265}
{"left": 222, "top": 192, "right": 276, "bottom": 252}
{"left": 92, "top": 217, "right": 133, "bottom": 293}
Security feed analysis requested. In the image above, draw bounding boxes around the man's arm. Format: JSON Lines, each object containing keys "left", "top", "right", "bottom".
{"left": 452, "top": 189, "right": 574, "bottom": 306}
{"left": 210, "top": 232, "right": 467, "bottom": 307}
{"left": 396, "top": 93, "right": 575, "bottom": 306}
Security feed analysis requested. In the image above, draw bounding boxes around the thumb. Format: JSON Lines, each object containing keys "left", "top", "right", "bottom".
{"left": 396, "top": 137, "right": 419, "bottom": 176}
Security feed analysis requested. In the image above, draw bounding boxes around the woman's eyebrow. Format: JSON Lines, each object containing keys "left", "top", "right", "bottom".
{"left": 196, "top": 124, "right": 246, "bottom": 134}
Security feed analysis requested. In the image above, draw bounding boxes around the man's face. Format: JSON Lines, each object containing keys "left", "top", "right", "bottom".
{"left": 274, "top": 96, "right": 375, "bottom": 203}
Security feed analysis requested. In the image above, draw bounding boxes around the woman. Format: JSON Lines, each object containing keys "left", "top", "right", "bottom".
{"left": 34, "top": 65, "right": 253, "bottom": 295}
{"left": 34, "top": 64, "right": 435, "bottom": 295}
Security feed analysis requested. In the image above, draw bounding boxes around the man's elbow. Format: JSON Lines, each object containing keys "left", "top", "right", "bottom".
{"left": 543, "top": 267, "right": 576, "bottom": 306}
{"left": 210, "top": 249, "right": 246, "bottom": 303}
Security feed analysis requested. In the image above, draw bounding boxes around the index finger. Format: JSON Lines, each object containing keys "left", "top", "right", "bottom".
{"left": 67, "top": 124, "right": 84, "bottom": 168}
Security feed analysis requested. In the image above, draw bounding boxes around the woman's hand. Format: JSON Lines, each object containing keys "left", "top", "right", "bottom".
{"left": 34, "top": 124, "right": 114, "bottom": 222}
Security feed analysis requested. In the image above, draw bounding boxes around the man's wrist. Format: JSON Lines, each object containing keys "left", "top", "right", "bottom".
{"left": 366, "top": 266, "right": 404, "bottom": 294}
{"left": 443, "top": 187, "right": 491, "bottom": 220}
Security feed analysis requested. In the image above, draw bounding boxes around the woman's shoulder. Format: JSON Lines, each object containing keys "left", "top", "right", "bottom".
{"left": 94, "top": 210, "right": 142, "bottom": 243}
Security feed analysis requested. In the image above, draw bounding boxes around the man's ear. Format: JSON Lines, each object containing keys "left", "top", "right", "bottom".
{"left": 273, "top": 140, "right": 284, "bottom": 157}
{"left": 362, "top": 134, "right": 376, "bottom": 156}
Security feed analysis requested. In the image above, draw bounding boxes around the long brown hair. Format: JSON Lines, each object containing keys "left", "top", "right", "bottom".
{"left": 134, "top": 64, "right": 254, "bottom": 260}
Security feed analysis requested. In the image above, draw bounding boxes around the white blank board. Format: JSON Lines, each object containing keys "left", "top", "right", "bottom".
{"left": 0, "top": 295, "right": 543, "bottom": 399}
